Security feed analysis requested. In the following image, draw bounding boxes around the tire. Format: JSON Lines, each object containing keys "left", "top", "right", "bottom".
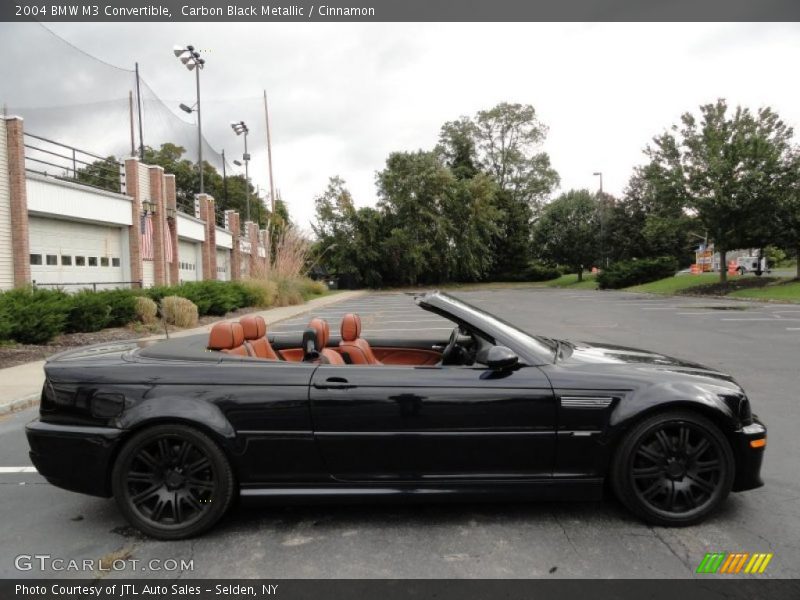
{"left": 111, "top": 424, "right": 235, "bottom": 540}
{"left": 611, "top": 410, "right": 734, "bottom": 527}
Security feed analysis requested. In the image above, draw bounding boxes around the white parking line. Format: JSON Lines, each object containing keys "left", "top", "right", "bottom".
{"left": 0, "top": 467, "right": 37, "bottom": 473}
{"left": 640, "top": 307, "right": 678, "bottom": 310}
{"left": 786, "top": 328, "right": 800, "bottom": 331}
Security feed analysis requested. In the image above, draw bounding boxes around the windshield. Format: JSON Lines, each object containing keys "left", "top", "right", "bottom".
{"left": 422, "top": 293, "right": 557, "bottom": 363}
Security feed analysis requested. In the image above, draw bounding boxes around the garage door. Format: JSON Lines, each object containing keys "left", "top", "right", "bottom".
{"left": 216, "top": 248, "right": 230, "bottom": 281}
{"left": 28, "top": 216, "right": 124, "bottom": 291}
{"left": 178, "top": 240, "right": 201, "bottom": 283}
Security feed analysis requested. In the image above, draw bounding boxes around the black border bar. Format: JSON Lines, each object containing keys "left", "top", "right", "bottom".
{"left": 2, "top": 0, "right": 800, "bottom": 22}
{"left": 3, "top": 579, "right": 800, "bottom": 600}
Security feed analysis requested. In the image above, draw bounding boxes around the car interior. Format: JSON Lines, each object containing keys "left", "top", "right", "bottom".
{"left": 204, "top": 312, "right": 495, "bottom": 368}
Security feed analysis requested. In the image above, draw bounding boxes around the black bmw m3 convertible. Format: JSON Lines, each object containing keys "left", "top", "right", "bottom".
{"left": 26, "top": 292, "right": 767, "bottom": 539}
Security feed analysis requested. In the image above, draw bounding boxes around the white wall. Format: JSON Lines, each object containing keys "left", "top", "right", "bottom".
{"left": 216, "top": 227, "right": 232, "bottom": 249}
{"left": 177, "top": 212, "right": 205, "bottom": 242}
{"left": 0, "top": 119, "right": 12, "bottom": 290}
{"left": 27, "top": 174, "right": 132, "bottom": 226}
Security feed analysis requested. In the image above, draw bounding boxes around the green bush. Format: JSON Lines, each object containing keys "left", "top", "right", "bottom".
{"left": 0, "top": 288, "right": 71, "bottom": 344}
{"left": 523, "top": 262, "right": 562, "bottom": 282}
{"left": 597, "top": 257, "right": 679, "bottom": 290}
{"left": 99, "top": 289, "right": 139, "bottom": 327}
{"left": 298, "top": 278, "right": 328, "bottom": 299}
{"left": 66, "top": 290, "right": 112, "bottom": 333}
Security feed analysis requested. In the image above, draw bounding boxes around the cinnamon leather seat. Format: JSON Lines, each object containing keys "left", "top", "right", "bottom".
{"left": 339, "top": 313, "right": 381, "bottom": 365}
{"left": 240, "top": 315, "right": 280, "bottom": 360}
{"left": 308, "top": 317, "right": 345, "bottom": 365}
{"left": 208, "top": 322, "right": 249, "bottom": 356}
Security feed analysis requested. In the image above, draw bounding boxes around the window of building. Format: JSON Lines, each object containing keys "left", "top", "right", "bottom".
{"left": 88, "top": 257, "right": 98, "bottom": 266}
{"left": 61, "top": 255, "right": 72, "bottom": 266}
{"left": 75, "top": 256, "right": 86, "bottom": 266}
{"left": 100, "top": 257, "right": 109, "bottom": 267}
{"left": 46, "top": 255, "right": 58, "bottom": 266}
{"left": 112, "top": 258, "right": 120, "bottom": 267}
{"left": 30, "top": 254, "right": 42, "bottom": 265}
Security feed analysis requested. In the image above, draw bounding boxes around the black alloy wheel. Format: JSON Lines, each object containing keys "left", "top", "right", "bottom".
{"left": 612, "top": 411, "right": 734, "bottom": 526}
{"left": 112, "top": 424, "right": 234, "bottom": 539}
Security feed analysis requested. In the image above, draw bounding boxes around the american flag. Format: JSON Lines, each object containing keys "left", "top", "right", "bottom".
{"left": 141, "top": 212, "right": 174, "bottom": 263}
{"left": 141, "top": 213, "right": 153, "bottom": 261}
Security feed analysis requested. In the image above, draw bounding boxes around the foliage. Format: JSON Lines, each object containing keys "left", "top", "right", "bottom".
{"left": 643, "top": 100, "right": 796, "bottom": 282}
{"left": 134, "top": 296, "right": 159, "bottom": 325}
{"left": 160, "top": 296, "right": 199, "bottom": 328}
{"left": 597, "top": 257, "right": 679, "bottom": 290}
{"left": 0, "top": 288, "right": 71, "bottom": 344}
{"left": 523, "top": 262, "right": 563, "bottom": 282}
{"left": 99, "top": 289, "right": 139, "bottom": 327}
{"left": 313, "top": 102, "right": 560, "bottom": 287}
{"left": 65, "top": 290, "right": 112, "bottom": 333}
{"left": 240, "top": 280, "right": 278, "bottom": 308}
{"left": 532, "top": 189, "right": 601, "bottom": 281}
{"left": 75, "top": 156, "right": 121, "bottom": 193}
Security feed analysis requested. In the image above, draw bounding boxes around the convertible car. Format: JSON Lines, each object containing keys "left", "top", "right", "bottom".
{"left": 26, "top": 292, "right": 766, "bottom": 539}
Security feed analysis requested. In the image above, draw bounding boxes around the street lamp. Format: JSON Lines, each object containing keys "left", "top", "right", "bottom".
{"left": 231, "top": 121, "right": 251, "bottom": 222}
{"left": 593, "top": 172, "right": 606, "bottom": 268}
{"left": 173, "top": 44, "right": 206, "bottom": 193}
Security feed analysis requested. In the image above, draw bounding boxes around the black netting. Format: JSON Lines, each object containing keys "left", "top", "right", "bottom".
{"left": 0, "top": 22, "right": 232, "bottom": 174}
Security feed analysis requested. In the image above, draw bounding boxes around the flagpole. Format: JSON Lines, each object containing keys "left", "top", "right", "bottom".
{"left": 263, "top": 90, "right": 276, "bottom": 273}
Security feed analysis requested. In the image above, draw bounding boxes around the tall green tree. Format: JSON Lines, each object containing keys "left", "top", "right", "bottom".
{"left": 532, "top": 189, "right": 600, "bottom": 281}
{"left": 646, "top": 100, "right": 795, "bottom": 282}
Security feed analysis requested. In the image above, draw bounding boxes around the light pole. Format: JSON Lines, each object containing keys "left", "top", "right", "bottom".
{"left": 173, "top": 45, "right": 206, "bottom": 193}
{"left": 231, "top": 121, "right": 251, "bottom": 222}
{"left": 593, "top": 171, "right": 606, "bottom": 267}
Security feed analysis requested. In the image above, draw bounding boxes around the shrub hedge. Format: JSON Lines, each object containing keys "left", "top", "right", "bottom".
{"left": 0, "top": 278, "right": 328, "bottom": 345}
{"left": 596, "top": 257, "right": 679, "bottom": 290}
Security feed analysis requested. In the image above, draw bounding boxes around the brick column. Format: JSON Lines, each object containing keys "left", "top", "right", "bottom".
{"left": 5, "top": 117, "right": 31, "bottom": 287}
{"left": 226, "top": 210, "right": 241, "bottom": 281}
{"left": 164, "top": 175, "right": 179, "bottom": 285}
{"left": 148, "top": 166, "right": 167, "bottom": 286}
{"left": 246, "top": 221, "right": 259, "bottom": 277}
{"left": 123, "top": 158, "right": 142, "bottom": 286}
{"left": 197, "top": 194, "right": 217, "bottom": 281}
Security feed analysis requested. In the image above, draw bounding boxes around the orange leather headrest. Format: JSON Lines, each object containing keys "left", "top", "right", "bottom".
{"left": 340, "top": 313, "right": 361, "bottom": 342}
{"left": 308, "top": 317, "right": 330, "bottom": 348}
{"left": 208, "top": 322, "right": 245, "bottom": 350}
{"left": 240, "top": 315, "right": 267, "bottom": 340}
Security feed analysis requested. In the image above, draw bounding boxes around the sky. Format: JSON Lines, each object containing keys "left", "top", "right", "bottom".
{"left": 1, "top": 22, "right": 799, "bottom": 230}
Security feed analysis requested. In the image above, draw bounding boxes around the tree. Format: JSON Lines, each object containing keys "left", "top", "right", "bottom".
{"left": 646, "top": 100, "right": 796, "bottom": 282}
{"left": 75, "top": 156, "right": 121, "bottom": 192}
{"left": 775, "top": 151, "right": 800, "bottom": 279}
{"left": 473, "top": 103, "right": 559, "bottom": 213}
{"left": 532, "top": 189, "right": 600, "bottom": 281}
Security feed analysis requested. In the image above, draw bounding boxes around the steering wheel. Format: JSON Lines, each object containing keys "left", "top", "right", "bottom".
{"left": 440, "top": 326, "right": 461, "bottom": 366}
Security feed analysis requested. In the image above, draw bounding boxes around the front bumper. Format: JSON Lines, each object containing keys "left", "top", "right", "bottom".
{"left": 26, "top": 419, "right": 124, "bottom": 497}
{"left": 730, "top": 417, "right": 767, "bottom": 492}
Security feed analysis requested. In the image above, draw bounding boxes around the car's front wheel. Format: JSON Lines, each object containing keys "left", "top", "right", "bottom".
{"left": 111, "top": 424, "right": 235, "bottom": 539}
{"left": 611, "top": 410, "right": 734, "bottom": 526}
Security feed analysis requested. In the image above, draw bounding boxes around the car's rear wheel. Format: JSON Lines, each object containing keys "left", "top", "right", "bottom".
{"left": 111, "top": 424, "right": 234, "bottom": 540}
{"left": 611, "top": 410, "right": 734, "bottom": 526}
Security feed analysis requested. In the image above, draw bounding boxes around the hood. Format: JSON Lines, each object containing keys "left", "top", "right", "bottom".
{"left": 558, "top": 340, "right": 737, "bottom": 384}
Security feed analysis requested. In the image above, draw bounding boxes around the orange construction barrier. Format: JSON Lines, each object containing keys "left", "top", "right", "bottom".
{"left": 690, "top": 264, "right": 701, "bottom": 275}
{"left": 728, "top": 260, "right": 739, "bottom": 276}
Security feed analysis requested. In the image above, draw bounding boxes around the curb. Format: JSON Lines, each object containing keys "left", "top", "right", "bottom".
{"left": 0, "top": 290, "right": 368, "bottom": 416}
{"left": 0, "top": 391, "right": 41, "bottom": 416}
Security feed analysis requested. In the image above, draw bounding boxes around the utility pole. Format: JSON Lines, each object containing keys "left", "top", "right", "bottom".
{"left": 263, "top": 91, "right": 276, "bottom": 214}
{"left": 128, "top": 91, "right": 136, "bottom": 157}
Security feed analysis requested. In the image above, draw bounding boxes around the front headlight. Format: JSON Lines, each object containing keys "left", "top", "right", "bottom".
{"left": 721, "top": 394, "right": 753, "bottom": 426}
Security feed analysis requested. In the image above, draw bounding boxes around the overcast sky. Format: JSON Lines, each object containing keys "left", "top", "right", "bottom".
{"left": 1, "top": 22, "right": 799, "bottom": 229}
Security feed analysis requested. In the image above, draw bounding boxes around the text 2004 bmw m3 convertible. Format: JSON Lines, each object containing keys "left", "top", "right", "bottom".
{"left": 26, "top": 292, "right": 766, "bottom": 539}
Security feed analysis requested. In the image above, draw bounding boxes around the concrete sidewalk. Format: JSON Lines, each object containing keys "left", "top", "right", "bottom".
{"left": 0, "top": 290, "right": 366, "bottom": 415}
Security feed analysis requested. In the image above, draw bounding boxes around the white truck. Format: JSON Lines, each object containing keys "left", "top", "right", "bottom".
{"left": 736, "top": 256, "right": 771, "bottom": 276}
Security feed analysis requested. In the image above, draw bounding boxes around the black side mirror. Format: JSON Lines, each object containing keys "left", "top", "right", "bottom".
{"left": 486, "top": 345, "right": 519, "bottom": 371}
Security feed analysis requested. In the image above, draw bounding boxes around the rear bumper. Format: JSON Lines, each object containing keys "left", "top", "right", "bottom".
{"left": 26, "top": 419, "right": 124, "bottom": 498}
{"left": 730, "top": 417, "right": 767, "bottom": 492}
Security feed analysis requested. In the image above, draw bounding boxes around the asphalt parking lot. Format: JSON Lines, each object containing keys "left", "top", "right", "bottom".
{"left": 1, "top": 287, "right": 798, "bottom": 579}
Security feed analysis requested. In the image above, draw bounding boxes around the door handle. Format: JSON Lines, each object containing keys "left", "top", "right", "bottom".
{"left": 314, "top": 377, "right": 356, "bottom": 390}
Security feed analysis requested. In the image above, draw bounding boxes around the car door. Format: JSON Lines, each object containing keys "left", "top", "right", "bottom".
{"left": 309, "top": 361, "right": 556, "bottom": 481}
